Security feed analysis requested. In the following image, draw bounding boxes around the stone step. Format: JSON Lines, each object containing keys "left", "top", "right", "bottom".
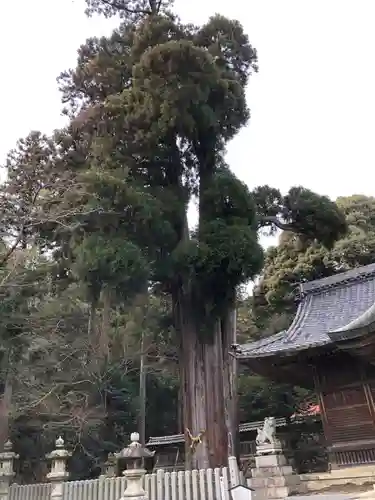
{"left": 251, "top": 447, "right": 301, "bottom": 499}
{"left": 250, "top": 473, "right": 300, "bottom": 489}
{"left": 251, "top": 465, "right": 294, "bottom": 478}
{"left": 255, "top": 454, "right": 287, "bottom": 468}
{"left": 250, "top": 485, "right": 297, "bottom": 499}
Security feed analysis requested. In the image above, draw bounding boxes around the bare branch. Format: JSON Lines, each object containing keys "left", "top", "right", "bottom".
{"left": 91, "top": 0, "right": 151, "bottom": 15}
{"left": 0, "top": 233, "right": 25, "bottom": 266}
{"left": 258, "top": 215, "right": 294, "bottom": 232}
{"left": 0, "top": 184, "right": 44, "bottom": 266}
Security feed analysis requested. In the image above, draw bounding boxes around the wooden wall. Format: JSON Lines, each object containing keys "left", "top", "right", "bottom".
{"left": 314, "top": 352, "right": 375, "bottom": 467}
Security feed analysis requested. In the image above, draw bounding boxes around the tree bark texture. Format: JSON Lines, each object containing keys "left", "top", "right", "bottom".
{"left": 176, "top": 288, "right": 231, "bottom": 468}
{"left": 138, "top": 329, "right": 147, "bottom": 446}
{"left": 100, "top": 285, "right": 111, "bottom": 359}
{"left": 0, "top": 351, "right": 13, "bottom": 446}
{"left": 87, "top": 299, "right": 97, "bottom": 344}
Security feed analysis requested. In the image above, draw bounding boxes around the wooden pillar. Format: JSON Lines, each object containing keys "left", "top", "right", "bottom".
{"left": 313, "top": 366, "right": 333, "bottom": 469}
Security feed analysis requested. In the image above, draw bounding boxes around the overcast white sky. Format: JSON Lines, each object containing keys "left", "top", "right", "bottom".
{"left": 1, "top": 0, "right": 374, "bottom": 203}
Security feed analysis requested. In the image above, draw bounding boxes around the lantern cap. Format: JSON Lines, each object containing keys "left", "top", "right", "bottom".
{"left": 115, "top": 432, "right": 155, "bottom": 460}
{"left": 46, "top": 435, "right": 71, "bottom": 460}
{"left": 0, "top": 439, "right": 19, "bottom": 462}
{"left": 4, "top": 440, "right": 12, "bottom": 451}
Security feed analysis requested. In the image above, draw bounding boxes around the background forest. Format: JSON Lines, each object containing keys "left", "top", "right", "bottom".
{"left": 0, "top": 0, "right": 372, "bottom": 482}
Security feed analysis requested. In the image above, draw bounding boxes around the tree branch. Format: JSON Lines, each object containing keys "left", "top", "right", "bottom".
{"left": 96, "top": 0, "right": 151, "bottom": 15}
{"left": 0, "top": 184, "right": 43, "bottom": 266}
{"left": 258, "top": 216, "right": 294, "bottom": 232}
{"left": 0, "top": 231, "right": 25, "bottom": 267}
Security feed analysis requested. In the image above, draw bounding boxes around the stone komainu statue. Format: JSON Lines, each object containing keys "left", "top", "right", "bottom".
{"left": 256, "top": 417, "right": 277, "bottom": 445}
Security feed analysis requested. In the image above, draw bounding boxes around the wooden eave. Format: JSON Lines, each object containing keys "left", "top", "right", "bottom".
{"left": 237, "top": 263, "right": 375, "bottom": 386}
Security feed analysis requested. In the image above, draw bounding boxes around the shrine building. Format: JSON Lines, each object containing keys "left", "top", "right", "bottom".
{"left": 235, "top": 263, "right": 375, "bottom": 469}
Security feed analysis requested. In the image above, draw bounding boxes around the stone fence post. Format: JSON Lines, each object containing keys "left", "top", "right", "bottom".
{"left": 46, "top": 436, "right": 71, "bottom": 500}
{"left": 0, "top": 440, "right": 18, "bottom": 500}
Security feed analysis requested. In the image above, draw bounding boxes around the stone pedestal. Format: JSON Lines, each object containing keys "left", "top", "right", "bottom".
{"left": 120, "top": 468, "right": 147, "bottom": 500}
{"left": 249, "top": 442, "right": 300, "bottom": 499}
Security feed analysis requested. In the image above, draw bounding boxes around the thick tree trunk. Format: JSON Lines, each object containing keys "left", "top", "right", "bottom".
{"left": 0, "top": 377, "right": 12, "bottom": 446}
{"left": 177, "top": 382, "right": 183, "bottom": 433}
{"left": 87, "top": 298, "right": 102, "bottom": 373}
{"left": 87, "top": 299, "right": 97, "bottom": 343}
{"left": 177, "top": 289, "right": 228, "bottom": 468}
{"left": 173, "top": 156, "right": 234, "bottom": 468}
{"left": 0, "top": 351, "right": 13, "bottom": 446}
{"left": 100, "top": 285, "right": 111, "bottom": 359}
{"left": 138, "top": 329, "right": 147, "bottom": 446}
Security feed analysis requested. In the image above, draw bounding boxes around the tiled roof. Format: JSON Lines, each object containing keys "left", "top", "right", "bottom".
{"left": 147, "top": 434, "right": 185, "bottom": 446}
{"left": 238, "top": 417, "right": 287, "bottom": 433}
{"left": 238, "top": 263, "right": 375, "bottom": 359}
{"left": 146, "top": 418, "right": 287, "bottom": 446}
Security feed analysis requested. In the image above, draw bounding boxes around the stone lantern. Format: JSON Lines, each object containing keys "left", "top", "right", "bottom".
{"left": 0, "top": 440, "right": 18, "bottom": 500}
{"left": 115, "top": 432, "right": 154, "bottom": 500}
{"left": 46, "top": 436, "right": 71, "bottom": 500}
{"left": 100, "top": 452, "right": 116, "bottom": 478}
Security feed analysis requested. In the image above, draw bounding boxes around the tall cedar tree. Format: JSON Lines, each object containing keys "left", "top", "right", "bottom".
{"left": 55, "top": 0, "right": 347, "bottom": 467}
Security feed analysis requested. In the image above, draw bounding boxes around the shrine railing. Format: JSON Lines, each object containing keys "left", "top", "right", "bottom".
{"left": 328, "top": 440, "right": 375, "bottom": 468}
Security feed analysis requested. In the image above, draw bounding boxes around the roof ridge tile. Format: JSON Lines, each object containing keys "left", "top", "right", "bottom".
{"left": 300, "top": 263, "right": 375, "bottom": 295}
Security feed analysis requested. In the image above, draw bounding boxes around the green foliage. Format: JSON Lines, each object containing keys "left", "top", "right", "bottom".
{"left": 195, "top": 14, "right": 258, "bottom": 85}
{"left": 204, "top": 168, "right": 258, "bottom": 224}
{"left": 238, "top": 372, "right": 309, "bottom": 422}
{"left": 0, "top": 269, "right": 179, "bottom": 481}
{"left": 76, "top": 9, "right": 263, "bottom": 339}
{"left": 72, "top": 235, "right": 149, "bottom": 300}
{"left": 84, "top": 0, "right": 173, "bottom": 19}
{"left": 236, "top": 296, "right": 260, "bottom": 343}
{"left": 132, "top": 40, "right": 231, "bottom": 140}
{"left": 253, "top": 185, "right": 347, "bottom": 248}
{"left": 172, "top": 170, "right": 263, "bottom": 320}
{"left": 282, "top": 187, "right": 347, "bottom": 248}
{"left": 56, "top": 6, "right": 343, "bottom": 335}
{"left": 58, "top": 24, "right": 135, "bottom": 116}
{"left": 330, "top": 195, "right": 375, "bottom": 268}
{"left": 0, "top": 132, "right": 60, "bottom": 264}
